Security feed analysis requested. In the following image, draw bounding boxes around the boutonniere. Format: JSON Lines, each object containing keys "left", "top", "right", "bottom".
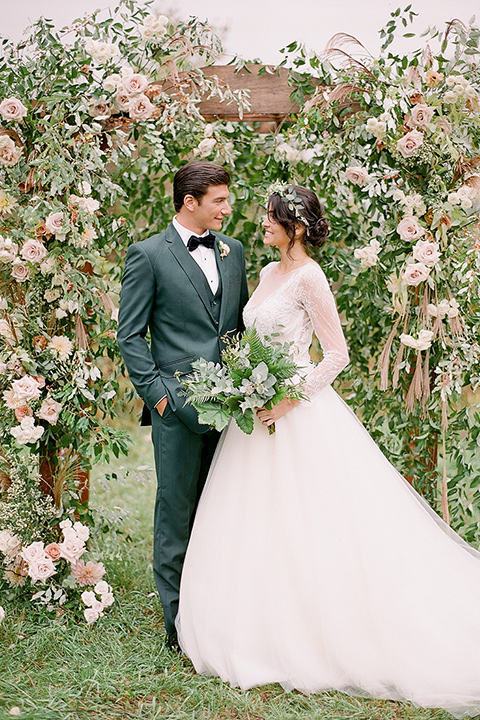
{"left": 218, "top": 240, "right": 230, "bottom": 260}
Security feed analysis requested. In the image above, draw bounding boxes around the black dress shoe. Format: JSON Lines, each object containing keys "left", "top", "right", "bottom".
{"left": 167, "top": 631, "right": 181, "bottom": 653}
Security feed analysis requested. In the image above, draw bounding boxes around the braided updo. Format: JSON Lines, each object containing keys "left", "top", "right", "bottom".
{"left": 268, "top": 185, "right": 329, "bottom": 254}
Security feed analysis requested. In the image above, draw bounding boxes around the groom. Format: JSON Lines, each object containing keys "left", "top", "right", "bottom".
{"left": 117, "top": 161, "right": 248, "bottom": 650}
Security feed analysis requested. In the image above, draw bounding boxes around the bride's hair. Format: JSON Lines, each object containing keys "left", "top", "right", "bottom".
{"left": 268, "top": 186, "right": 329, "bottom": 253}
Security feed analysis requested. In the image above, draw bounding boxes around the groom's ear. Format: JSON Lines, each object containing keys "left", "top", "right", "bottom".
{"left": 183, "top": 194, "right": 198, "bottom": 213}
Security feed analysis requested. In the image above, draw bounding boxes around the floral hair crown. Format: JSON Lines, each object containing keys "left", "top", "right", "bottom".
{"left": 264, "top": 181, "right": 310, "bottom": 227}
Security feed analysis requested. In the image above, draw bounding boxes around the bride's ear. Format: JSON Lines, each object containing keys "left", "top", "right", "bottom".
{"left": 294, "top": 224, "right": 307, "bottom": 240}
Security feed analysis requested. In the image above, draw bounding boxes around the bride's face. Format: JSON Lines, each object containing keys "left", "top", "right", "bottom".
{"left": 262, "top": 208, "right": 291, "bottom": 250}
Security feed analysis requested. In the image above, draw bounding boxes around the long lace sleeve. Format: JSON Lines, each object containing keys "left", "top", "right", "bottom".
{"left": 296, "top": 265, "right": 349, "bottom": 400}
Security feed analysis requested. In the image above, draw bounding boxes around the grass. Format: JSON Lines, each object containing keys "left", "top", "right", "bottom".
{"left": 0, "top": 416, "right": 464, "bottom": 720}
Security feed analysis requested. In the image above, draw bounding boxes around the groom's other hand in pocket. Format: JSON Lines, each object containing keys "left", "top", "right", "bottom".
{"left": 156, "top": 397, "right": 168, "bottom": 417}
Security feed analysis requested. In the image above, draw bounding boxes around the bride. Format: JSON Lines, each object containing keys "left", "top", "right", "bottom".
{"left": 176, "top": 184, "right": 480, "bottom": 717}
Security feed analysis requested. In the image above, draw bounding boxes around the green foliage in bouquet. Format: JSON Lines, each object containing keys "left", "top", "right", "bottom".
{"left": 179, "top": 327, "right": 307, "bottom": 435}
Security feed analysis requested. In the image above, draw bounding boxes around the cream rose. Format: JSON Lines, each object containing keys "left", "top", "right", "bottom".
{"left": 194, "top": 137, "right": 216, "bottom": 158}
{"left": 345, "top": 166, "right": 369, "bottom": 186}
{"left": 122, "top": 73, "right": 149, "bottom": 97}
{"left": 20, "top": 238, "right": 47, "bottom": 263}
{"left": 10, "top": 416, "right": 44, "bottom": 444}
{"left": 397, "top": 216, "right": 425, "bottom": 242}
{"left": 402, "top": 262, "right": 431, "bottom": 286}
{"left": 0, "top": 97, "right": 28, "bottom": 122}
{"left": 37, "top": 396, "right": 63, "bottom": 424}
{"left": 84, "top": 607, "right": 100, "bottom": 624}
{"left": 412, "top": 239, "right": 441, "bottom": 266}
{"left": 84, "top": 39, "right": 118, "bottom": 65}
{"left": 409, "top": 103, "right": 435, "bottom": 130}
{"left": 0, "top": 236, "right": 18, "bottom": 263}
{"left": 365, "top": 117, "right": 386, "bottom": 139}
{"left": 73, "top": 522, "right": 90, "bottom": 542}
{"left": 88, "top": 99, "right": 112, "bottom": 120}
{"left": 354, "top": 239, "right": 381, "bottom": 268}
{"left": 128, "top": 94, "right": 155, "bottom": 121}
{"left": 0, "top": 606, "right": 4, "bottom": 623}
{"left": 0, "top": 136, "right": 22, "bottom": 166}
{"left": 396, "top": 129, "right": 424, "bottom": 158}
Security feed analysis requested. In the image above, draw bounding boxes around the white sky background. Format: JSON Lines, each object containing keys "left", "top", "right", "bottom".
{"left": 2, "top": 0, "right": 479, "bottom": 63}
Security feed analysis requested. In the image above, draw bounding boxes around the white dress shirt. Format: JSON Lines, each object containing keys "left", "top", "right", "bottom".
{"left": 172, "top": 216, "right": 219, "bottom": 294}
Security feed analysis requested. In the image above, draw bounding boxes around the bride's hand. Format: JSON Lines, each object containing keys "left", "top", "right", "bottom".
{"left": 256, "top": 398, "right": 300, "bottom": 426}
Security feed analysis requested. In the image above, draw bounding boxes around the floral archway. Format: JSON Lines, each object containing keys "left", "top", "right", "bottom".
{"left": 0, "top": 1, "right": 479, "bottom": 621}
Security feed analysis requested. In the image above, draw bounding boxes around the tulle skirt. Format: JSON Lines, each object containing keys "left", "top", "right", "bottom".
{"left": 176, "top": 386, "right": 480, "bottom": 717}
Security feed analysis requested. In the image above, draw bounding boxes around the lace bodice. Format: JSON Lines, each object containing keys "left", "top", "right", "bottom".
{"left": 243, "top": 262, "right": 349, "bottom": 399}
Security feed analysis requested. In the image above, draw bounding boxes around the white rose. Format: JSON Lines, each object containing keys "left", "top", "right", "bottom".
{"left": 396, "top": 129, "right": 424, "bottom": 158}
{"left": 103, "top": 74, "right": 122, "bottom": 92}
{"left": 84, "top": 607, "right": 100, "bottom": 624}
{"left": 412, "top": 239, "right": 441, "bottom": 267}
{"left": 402, "top": 262, "right": 430, "bottom": 286}
{"left": 10, "top": 416, "right": 44, "bottom": 444}
{"left": 397, "top": 216, "right": 425, "bottom": 242}
{"left": 20, "top": 238, "right": 47, "bottom": 263}
{"left": 0, "top": 136, "right": 22, "bottom": 167}
{"left": 73, "top": 522, "right": 90, "bottom": 542}
{"left": 0, "top": 98, "right": 28, "bottom": 122}
{"left": 345, "top": 166, "right": 369, "bottom": 186}
{"left": 194, "top": 137, "right": 216, "bottom": 158}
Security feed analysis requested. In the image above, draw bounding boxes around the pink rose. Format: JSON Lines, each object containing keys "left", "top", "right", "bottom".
{"left": 11, "top": 375, "right": 42, "bottom": 402}
{"left": 402, "top": 262, "right": 431, "bottom": 286}
{"left": 397, "top": 216, "right": 425, "bottom": 241}
{"left": 396, "top": 129, "right": 424, "bottom": 158}
{"left": 345, "top": 166, "right": 369, "bottom": 186}
{"left": 28, "top": 557, "right": 57, "bottom": 583}
{"left": 0, "top": 97, "right": 28, "bottom": 122}
{"left": 45, "top": 543, "right": 62, "bottom": 561}
{"left": 100, "top": 592, "right": 114, "bottom": 607}
{"left": 45, "top": 212, "right": 65, "bottom": 236}
{"left": 71, "top": 560, "right": 105, "bottom": 586}
{"left": 0, "top": 136, "right": 22, "bottom": 166}
{"left": 20, "top": 238, "right": 47, "bottom": 263}
{"left": 37, "top": 396, "right": 63, "bottom": 424}
{"left": 11, "top": 261, "right": 29, "bottom": 282}
{"left": 88, "top": 99, "right": 112, "bottom": 120}
{"left": 58, "top": 536, "right": 86, "bottom": 563}
{"left": 115, "top": 91, "right": 131, "bottom": 111}
{"left": 121, "top": 73, "right": 149, "bottom": 97}
{"left": 409, "top": 103, "right": 435, "bottom": 130}
{"left": 21, "top": 541, "right": 46, "bottom": 565}
{"left": 128, "top": 94, "right": 155, "bottom": 121}
{"left": 81, "top": 590, "right": 96, "bottom": 606}
{"left": 412, "top": 239, "right": 441, "bottom": 266}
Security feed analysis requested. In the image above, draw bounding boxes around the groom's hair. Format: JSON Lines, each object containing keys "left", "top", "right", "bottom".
{"left": 173, "top": 161, "right": 230, "bottom": 211}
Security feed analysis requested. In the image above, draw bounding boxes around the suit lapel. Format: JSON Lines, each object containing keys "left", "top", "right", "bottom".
{"left": 166, "top": 224, "right": 216, "bottom": 322}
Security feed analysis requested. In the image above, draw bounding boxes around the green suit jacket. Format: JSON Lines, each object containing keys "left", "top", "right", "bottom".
{"left": 117, "top": 223, "right": 249, "bottom": 433}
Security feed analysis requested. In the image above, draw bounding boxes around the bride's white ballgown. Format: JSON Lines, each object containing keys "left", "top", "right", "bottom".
{"left": 176, "top": 261, "right": 480, "bottom": 717}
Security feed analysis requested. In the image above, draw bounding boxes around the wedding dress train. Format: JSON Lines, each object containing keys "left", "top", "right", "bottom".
{"left": 176, "top": 262, "right": 480, "bottom": 717}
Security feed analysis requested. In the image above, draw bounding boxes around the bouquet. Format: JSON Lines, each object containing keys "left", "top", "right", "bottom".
{"left": 179, "top": 326, "right": 307, "bottom": 434}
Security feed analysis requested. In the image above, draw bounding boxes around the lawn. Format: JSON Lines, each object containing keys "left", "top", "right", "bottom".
{"left": 0, "top": 417, "right": 460, "bottom": 720}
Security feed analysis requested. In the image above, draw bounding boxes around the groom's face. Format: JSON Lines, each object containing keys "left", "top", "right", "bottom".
{"left": 192, "top": 184, "right": 231, "bottom": 232}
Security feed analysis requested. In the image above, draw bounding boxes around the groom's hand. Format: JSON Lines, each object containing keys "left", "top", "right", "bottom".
{"left": 156, "top": 397, "right": 168, "bottom": 417}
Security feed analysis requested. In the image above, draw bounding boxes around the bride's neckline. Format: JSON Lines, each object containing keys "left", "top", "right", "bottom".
{"left": 273, "top": 260, "right": 317, "bottom": 276}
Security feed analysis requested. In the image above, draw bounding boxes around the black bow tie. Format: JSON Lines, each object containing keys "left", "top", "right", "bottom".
{"left": 187, "top": 233, "right": 215, "bottom": 252}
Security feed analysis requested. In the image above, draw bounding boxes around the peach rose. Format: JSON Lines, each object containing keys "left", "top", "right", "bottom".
{"left": 45, "top": 543, "right": 62, "bottom": 561}
{"left": 20, "top": 238, "right": 47, "bottom": 263}
{"left": 412, "top": 239, "right": 441, "bottom": 266}
{"left": 122, "top": 73, "right": 149, "bottom": 97}
{"left": 0, "top": 97, "right": 28, "bottom": 122}
{"left": 396, "top": 129, "right": 424, "bottom": 158}
{"left": 0, "top": 136, "right": 22, "bottom": 166}
{"left": 402, "top": 262, "right": 431, "bottom": 286}
{"left": 409, "top": 103, "right": 435, "bottom": 130}
{"left": 128, "top": 94, "right": 155, "bottom": 121}
{"left": 345, "top": 166, "right": 369, "bottom": 186}
{"left": 14, "top": 406, "right": 33, "bottom": 422}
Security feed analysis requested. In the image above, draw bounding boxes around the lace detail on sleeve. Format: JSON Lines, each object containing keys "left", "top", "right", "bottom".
{"left": 295, "top": 265, "right": 349, "bottom": 399}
